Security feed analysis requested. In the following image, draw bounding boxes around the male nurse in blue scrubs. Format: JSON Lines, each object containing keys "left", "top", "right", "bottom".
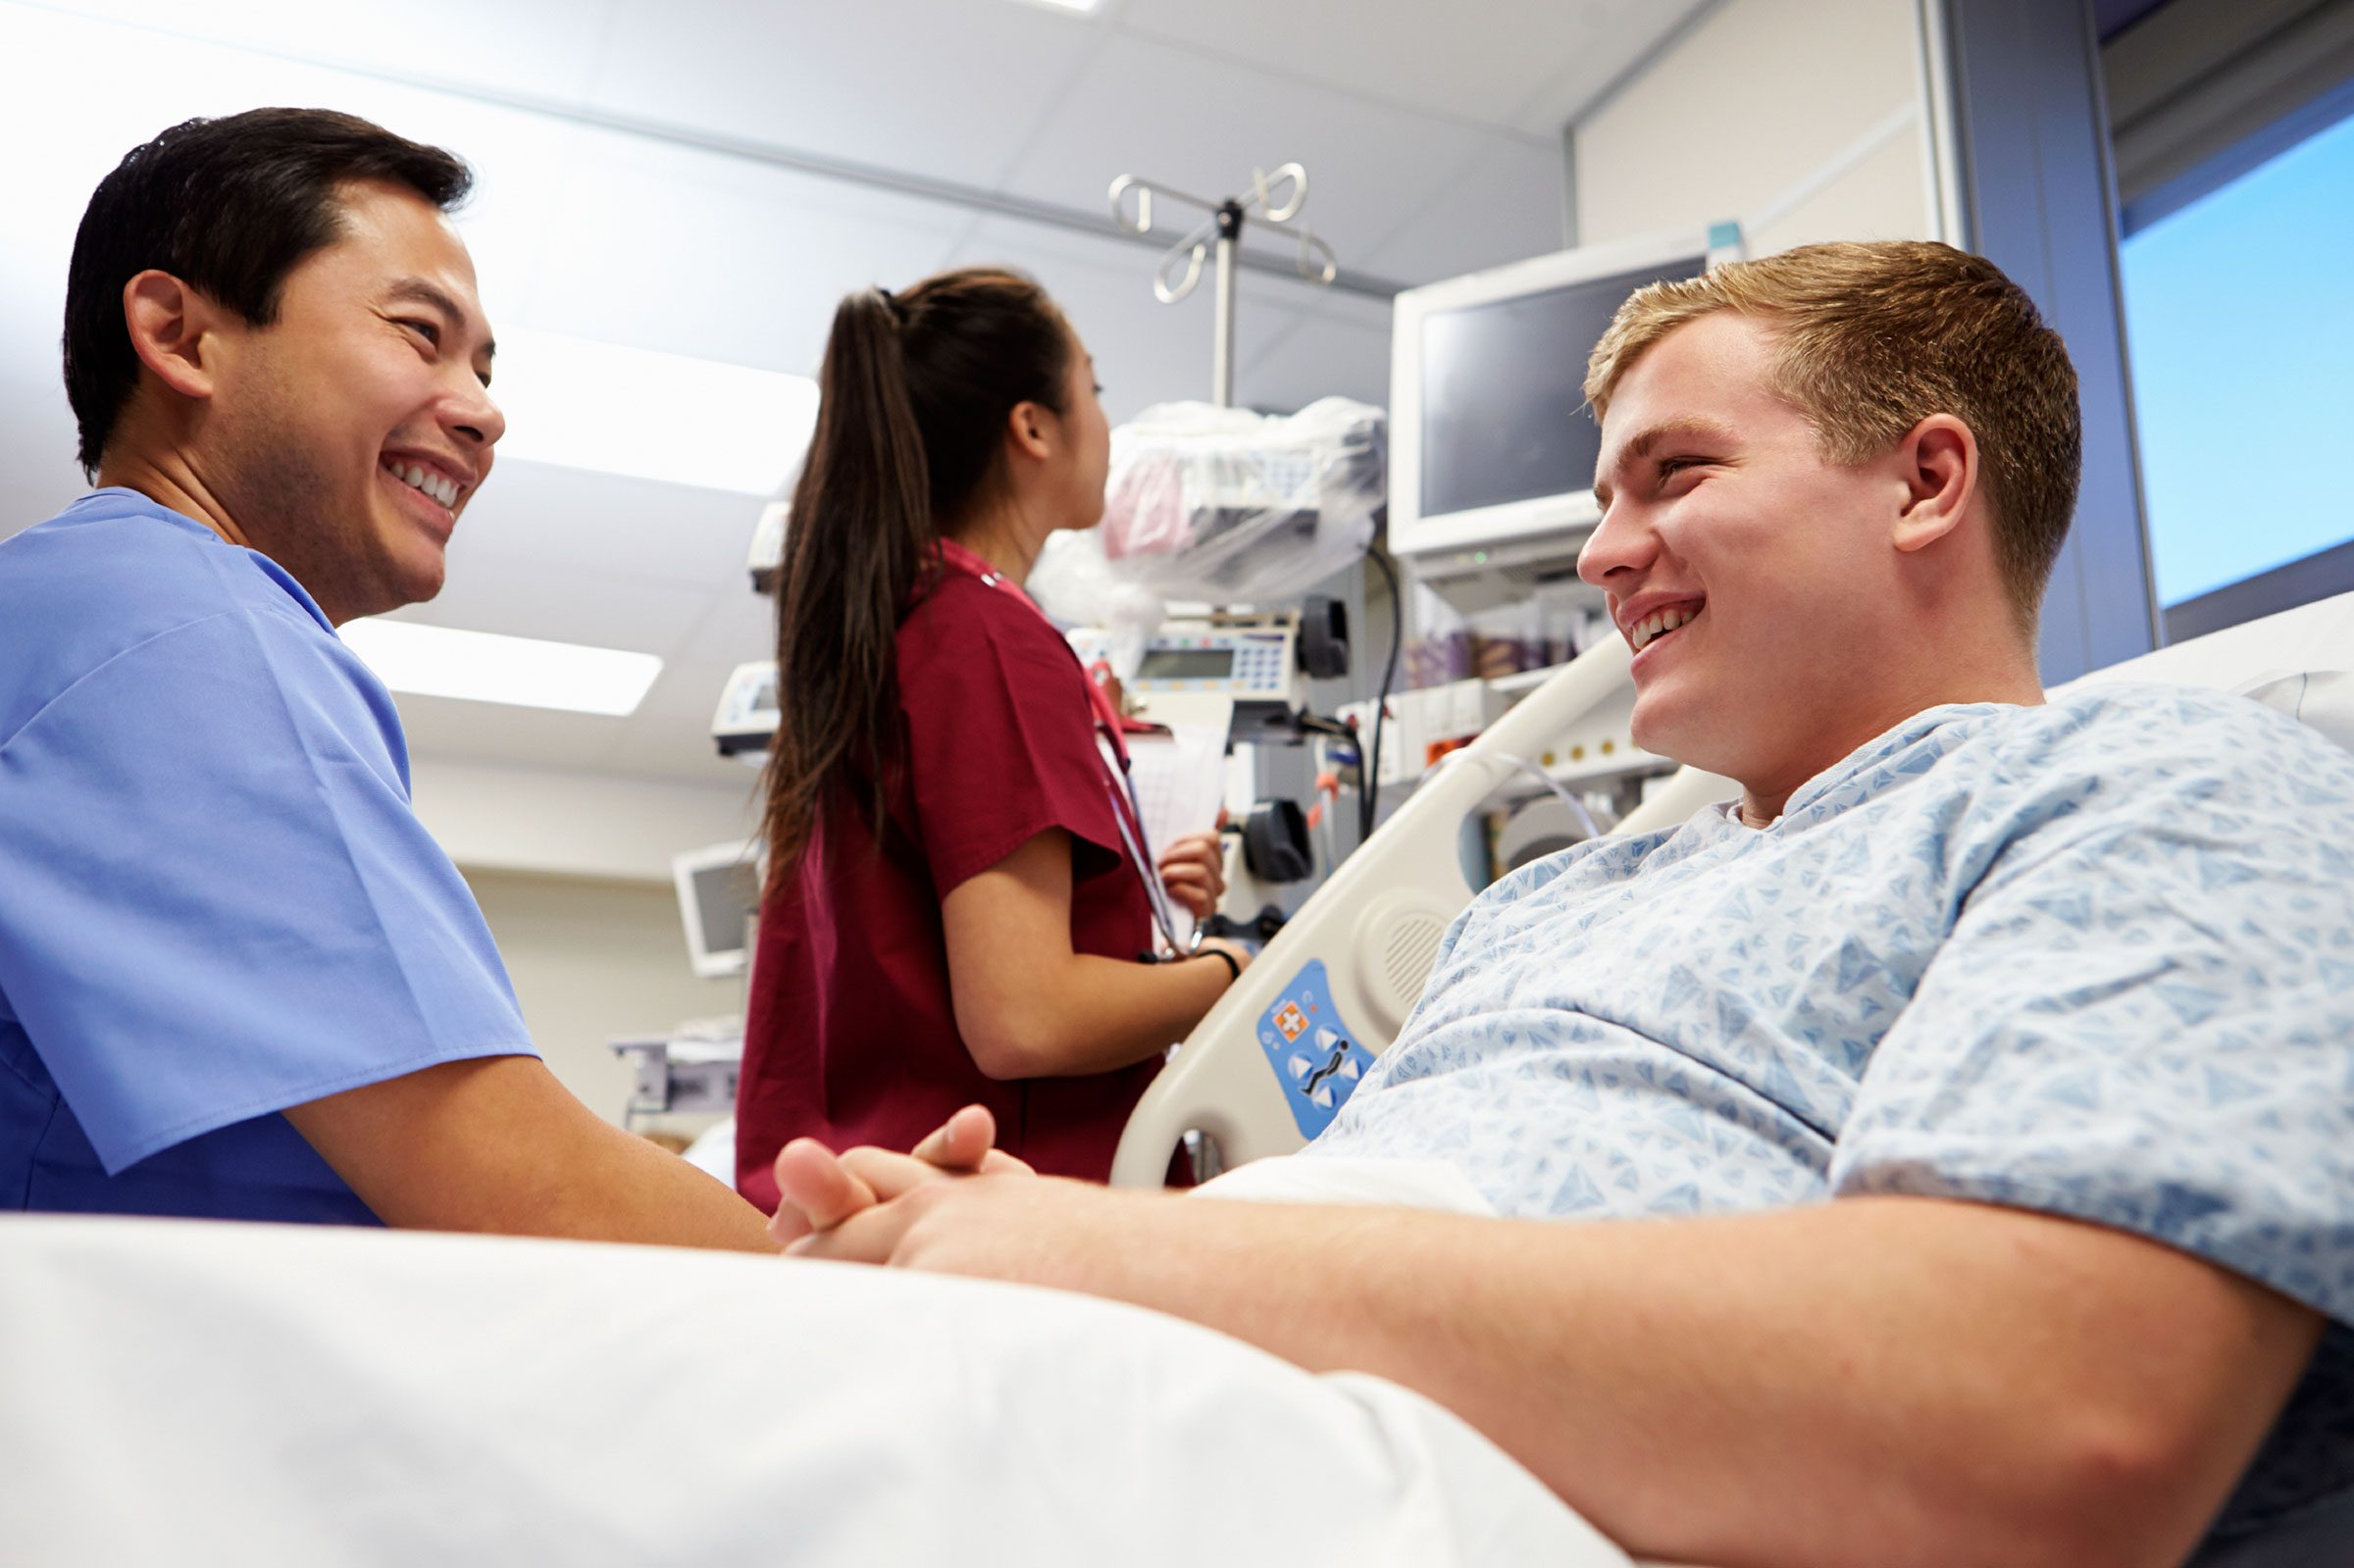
{"left": 0, "top": 109, "right": 782, "bottom": 1249}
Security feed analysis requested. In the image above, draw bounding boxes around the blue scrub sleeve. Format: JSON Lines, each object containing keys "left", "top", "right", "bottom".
{"left": 1829, "top": 774, "right": 2354, "bottom": 1326}
{"left": 898, "top": 586, "right": 1130, "bottom": 897}
{"left": 0, "top": 606, "right": 534, "bottom": 1173}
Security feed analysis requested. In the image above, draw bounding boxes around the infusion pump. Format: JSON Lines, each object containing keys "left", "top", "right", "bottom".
{"left": 711, "top": 660, "right": 779, "bottom": 758}
{"left": 1067, "top": 612, "right": 1300, "bottom": 707}
{"left": 710, "top": 609, "right": 1331, "bottom": 757}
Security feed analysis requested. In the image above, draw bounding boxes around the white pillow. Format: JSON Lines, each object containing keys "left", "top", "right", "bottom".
{"left": 2234, "top": 669, "right": 2354, "bottom": 753}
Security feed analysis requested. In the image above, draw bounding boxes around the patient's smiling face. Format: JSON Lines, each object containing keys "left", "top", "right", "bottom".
{"left": 1579, "top": 311, "right": 1931, "bottom": 815}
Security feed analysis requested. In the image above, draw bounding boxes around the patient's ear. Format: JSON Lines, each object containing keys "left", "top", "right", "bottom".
{"left": 1891, "top": 413, "right": 1978, "bottom": 555}
{"left": 121, "top": 270, "right": 230, "bottom": 404}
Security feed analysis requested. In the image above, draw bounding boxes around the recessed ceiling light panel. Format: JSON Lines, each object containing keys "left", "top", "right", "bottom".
{"left": 340, "top": 619, "right": 665, "bottom": 717}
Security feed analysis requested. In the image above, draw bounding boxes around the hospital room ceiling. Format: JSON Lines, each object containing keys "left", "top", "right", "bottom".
{"left": 0, "top": 0, "right": 1713, "bottom": 792}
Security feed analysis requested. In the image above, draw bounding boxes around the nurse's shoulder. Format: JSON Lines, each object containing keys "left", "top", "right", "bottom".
{"left": 896, "top": 568, "right": 1087, "bottom": 693}
{"left": 0, "top": 486, "right": 339, "bottom": 745}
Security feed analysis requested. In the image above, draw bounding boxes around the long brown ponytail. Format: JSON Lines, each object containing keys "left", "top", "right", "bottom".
{"left": 761, "top": 267, "right": 1073, "bottom": 877}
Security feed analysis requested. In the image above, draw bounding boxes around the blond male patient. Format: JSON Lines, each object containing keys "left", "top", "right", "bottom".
{"left": 770, "top": 242, "right": 2354, "bottom": 1568}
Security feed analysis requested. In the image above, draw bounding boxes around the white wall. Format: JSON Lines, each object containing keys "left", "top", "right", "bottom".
{"left": 412, "top": 757, "right": 761, "bottom": 884}
{"left": 1573, "top": 0, "right": 1938, "bottom": 253}
{"left": 462, "top": 868, "right": 744, "bottom": 1129}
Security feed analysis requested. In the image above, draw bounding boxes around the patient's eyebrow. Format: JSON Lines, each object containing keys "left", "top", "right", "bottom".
{"left": 1594, "top": 416, "right": 1741, "bottom": 504}
{"left": 1625, "top": 416, "right": 1738, "bottom": 460}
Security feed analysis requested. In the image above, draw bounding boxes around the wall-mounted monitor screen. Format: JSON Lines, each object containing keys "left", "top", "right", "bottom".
{"left": 1390, "top": 232, "right": 1711, "bottom": 560}
{"left": 672, "top": 841, "right": 763, "bottom": 980}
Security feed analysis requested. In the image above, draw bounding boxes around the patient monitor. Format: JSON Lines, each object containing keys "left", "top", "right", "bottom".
{"left": 1111, "top": 637, "right": 1734, "bottom": 1186}
{"left": 1387, "top": 230, "right": 1713, "bottom": 565}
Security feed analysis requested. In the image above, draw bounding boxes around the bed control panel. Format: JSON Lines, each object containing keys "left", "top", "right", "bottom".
{"left": 1255, "top": 959, "right": 1375, "bottom": 1138}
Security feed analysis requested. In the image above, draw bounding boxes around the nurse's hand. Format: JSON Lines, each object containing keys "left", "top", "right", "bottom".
{"left": 1157, "top": 810, "right": 1230, "bottom": 921}
{"left": 767, "top": 1104, "right": 1033, "bottom": 1247}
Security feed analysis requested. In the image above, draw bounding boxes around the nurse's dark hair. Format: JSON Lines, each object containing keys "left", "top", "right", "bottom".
{"left": 62, "top": 108, "right": 472, "bottom": 478}
{"left": 762, "top": 267, "right": 1073, "bottom": 876}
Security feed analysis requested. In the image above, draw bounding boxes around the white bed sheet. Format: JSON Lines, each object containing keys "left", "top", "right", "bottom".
{"left": 0, "top": 1213, "right": 1630, "bottom": 1568}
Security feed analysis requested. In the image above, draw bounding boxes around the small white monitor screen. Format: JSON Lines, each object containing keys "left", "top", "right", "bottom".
{"left": 1137, "top": 648, "right": 1236, "bottom": 681}
{"left": 690, "top": 860, "right": 760, "bottom": 961}
{"left": 1419, "top": 255, "right": 1706, "bottom": 519}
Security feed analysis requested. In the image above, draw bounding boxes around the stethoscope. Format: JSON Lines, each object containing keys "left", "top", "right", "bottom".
{"left": 932, "top": 540, "right": 1202, "bottom": 957}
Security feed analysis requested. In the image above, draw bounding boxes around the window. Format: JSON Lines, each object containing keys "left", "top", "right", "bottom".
{"left": 2109, "top": 0, "right": 2354, "bottom": 638}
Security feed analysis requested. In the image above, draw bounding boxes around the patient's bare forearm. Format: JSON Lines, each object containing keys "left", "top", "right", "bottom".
{"left": 879, "top": 1185, "right": 2318, "bottom": 1568}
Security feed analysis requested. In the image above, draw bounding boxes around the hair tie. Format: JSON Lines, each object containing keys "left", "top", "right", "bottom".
{"left": 876, "top": 285, "right": 902, "bottom": 323}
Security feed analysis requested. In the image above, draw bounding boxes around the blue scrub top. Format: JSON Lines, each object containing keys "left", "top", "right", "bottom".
{"left": 0, "top": 490, "right": 535, "bottom": 1223}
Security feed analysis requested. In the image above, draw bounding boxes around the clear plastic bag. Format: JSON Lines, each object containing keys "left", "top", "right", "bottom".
{"left": 1092, "top": 397, "right": 1385, "bottom": 605}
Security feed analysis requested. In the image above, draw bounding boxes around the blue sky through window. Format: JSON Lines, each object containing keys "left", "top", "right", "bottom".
{"left": 2120, "top": 109, "right": 2354, "bottom": 606}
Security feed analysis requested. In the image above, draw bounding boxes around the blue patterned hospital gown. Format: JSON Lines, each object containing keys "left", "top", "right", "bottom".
{"left": 1308, "top": 683, "right": 2354, "bottom": 1545}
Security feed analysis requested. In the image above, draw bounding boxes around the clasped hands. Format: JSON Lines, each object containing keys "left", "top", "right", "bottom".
{"left": 768, "top": 1104, "right": 1106, "bottom": 1277}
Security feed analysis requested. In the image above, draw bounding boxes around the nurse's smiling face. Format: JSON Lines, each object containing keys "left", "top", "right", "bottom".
{"left": 194, "top": 179, "right": 503, "bottom": 625}
{"left": 1577, "top": 311, "right": 1940, "bottom": 815}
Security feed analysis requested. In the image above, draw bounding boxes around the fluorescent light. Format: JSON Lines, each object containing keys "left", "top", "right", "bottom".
{"left": 341, "top": 620, "right": 664, "bottom": 717}
{"left": 1021, "top": 0, "right": 1101, "bottom": 10}
{"left": 489, "top": 329, "right": 820, "bottom": 495}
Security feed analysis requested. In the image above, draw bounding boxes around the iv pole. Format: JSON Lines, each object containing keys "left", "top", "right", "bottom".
{"left": 1107, "top": 163, "right": 1339, "bottom": 408}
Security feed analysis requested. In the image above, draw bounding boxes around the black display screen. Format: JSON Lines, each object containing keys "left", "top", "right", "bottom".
{"left": 1420, "top": 255, "right": 1707, "bottom": 518}
{"left": 1137, "top": 648, "right": 1237, "bottom": 681}
{"left": 691, "top": 860, "right": 760, "bottom": 957}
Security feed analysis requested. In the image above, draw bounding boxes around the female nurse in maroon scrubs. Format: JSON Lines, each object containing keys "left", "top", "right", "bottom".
{"left": 736, "top": 268, "right": 1252, "bottom": 1206}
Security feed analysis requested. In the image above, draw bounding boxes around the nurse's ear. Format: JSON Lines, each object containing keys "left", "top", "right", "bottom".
{"left": 1005, "top": 397, "right": 1058, "bottom": 464}
{"left": 121, "top": 270, "right": 238, "bottom": 405}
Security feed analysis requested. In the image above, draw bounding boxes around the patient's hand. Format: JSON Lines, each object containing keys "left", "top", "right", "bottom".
{"left": 767, "top": 1104, "right": 1032, "bottom": 1247}
{"left": 784, "top": 1168, "right": 1128, "bottom": 1288}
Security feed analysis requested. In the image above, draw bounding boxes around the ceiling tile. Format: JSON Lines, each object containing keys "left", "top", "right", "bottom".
{"left": 504, "top": 124, "right": 973, "bottom": 375}
{"left": 682, "top": 592, "right": 775, "bottom": 670}
{"left": 386, "top": 548, "right": 720, "bottom": 660}
{"left": 24, "top": 0, "right": 618, "bottom": 107}
{"left": 389, "top": 692, "right": 642, "bottom": 773}
{"left": 450, "top": 460, "right": 767, "bottom": 593}
{"left": 586, "top": 0, "right": 1097, "bottom": 189}
{"left": 1114, "top": 0, "right": 1615, "bottom": 129}
{"left": 594, "top": 654, "right": 776, "bottom": 784}
{"left": 998, "top": 32, "right": 1485, "bottom": 274}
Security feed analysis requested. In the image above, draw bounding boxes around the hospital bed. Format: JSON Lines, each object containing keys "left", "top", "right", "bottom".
{"left": 5, "top": 594, "right": 2350, "bottom": 1568}
{"left": 1112, "top": 590, "right": 2354, "bottom": 1184}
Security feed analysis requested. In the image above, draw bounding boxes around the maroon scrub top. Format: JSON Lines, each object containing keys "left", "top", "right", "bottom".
{"left": 736, "top": 567, "right": 1160, "bottom": 1209}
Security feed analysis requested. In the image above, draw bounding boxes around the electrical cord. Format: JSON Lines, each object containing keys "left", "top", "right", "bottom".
{"left": 1420, "top": 749, "right": 1605, "bottom": 841}
{"left": 1361, "top": 546, "right": 1402, "bottom": 842}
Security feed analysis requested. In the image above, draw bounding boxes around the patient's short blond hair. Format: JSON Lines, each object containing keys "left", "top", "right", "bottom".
{"left": 1585, "top": 240, "right": 2081, "bottom": 632}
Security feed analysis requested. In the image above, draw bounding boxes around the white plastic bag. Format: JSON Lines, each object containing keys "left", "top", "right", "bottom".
{"left": 1095, "top": 397, "right": 1385, "bottom": 605}
{"left": 1026, "top": 530, "right": 1168, "bottom": 679}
